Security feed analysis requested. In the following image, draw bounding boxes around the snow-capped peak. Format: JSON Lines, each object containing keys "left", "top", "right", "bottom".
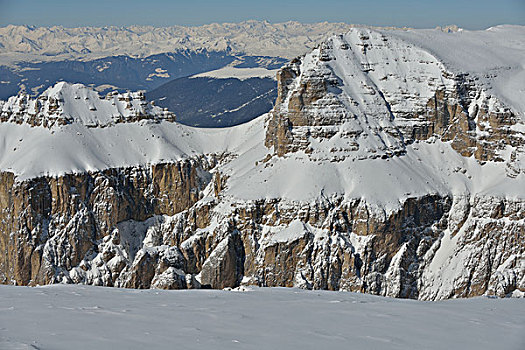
{"left": 0, "top": 82, "right": 175, "bottom": 129}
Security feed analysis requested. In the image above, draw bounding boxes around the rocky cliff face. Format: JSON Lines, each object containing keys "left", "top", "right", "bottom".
{"left": 266, "top": 30, "right": 523, "bottom": 167}
{"left": 1, "top": 170, "right": 522, "bottom": 299}
{"left": 0, "top": 27, "right": 524, "bottom": 300}
{"left": 0, "top": 159, "right": 215, "bottom": 287}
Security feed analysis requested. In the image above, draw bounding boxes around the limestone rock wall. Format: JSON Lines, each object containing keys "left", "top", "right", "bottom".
{"left": 0, "top": 159, "right": 212, "bottom": 286}
{"left": 265, "top": 31, "right": 524, "bottom": 169}
{"left": 2, "top": 164, "right": 522, "bottom": 301}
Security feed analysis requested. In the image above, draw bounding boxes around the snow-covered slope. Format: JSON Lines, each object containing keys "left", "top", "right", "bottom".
{"left": 0, "top": 82, "right": 176, "bottom": 128}
{"left": 382, "top": 25, "right": 525, "bottom": 115}
{"left": 1, "top": 285, "right": 524, "bottom": 350}
{"left": 262, "top": 25, "right": 525, "bottom": 205}
{"left": 192, "top": 66, "right": 278, "bottom": 80}
{"left": 0, "top": 82, "right": 263, "bottom": 179}
{"left": 0, "top": 26, "right": 523, "bottom": 300}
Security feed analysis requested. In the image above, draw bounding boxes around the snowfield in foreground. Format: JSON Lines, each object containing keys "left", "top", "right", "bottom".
{"left": 0, "top": 285, "right": 523, "bottom": 350}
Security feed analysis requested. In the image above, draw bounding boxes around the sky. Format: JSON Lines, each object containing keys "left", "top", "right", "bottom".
{"left": 0, "top": 0, "right": 524, "bottom": 29}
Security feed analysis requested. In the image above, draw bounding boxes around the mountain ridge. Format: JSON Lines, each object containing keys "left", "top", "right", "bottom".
{"left": 0, "top": 26, "right": 523, "bottom": 300}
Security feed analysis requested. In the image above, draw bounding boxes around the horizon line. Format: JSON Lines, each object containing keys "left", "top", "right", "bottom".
{"left": 0, "top": 20, "right": 518, "bottom": 31}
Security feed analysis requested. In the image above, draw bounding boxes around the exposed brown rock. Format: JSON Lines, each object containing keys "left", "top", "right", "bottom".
{"left": 200, "top": 232, "right": 245, "bottom": 289}
{"left": 0, "top": 158, "right": 211, "bottom": 286}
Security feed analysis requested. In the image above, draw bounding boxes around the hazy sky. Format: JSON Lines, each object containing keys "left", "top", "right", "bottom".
{"left": 0, "top": 0, "right": 524, "bottom": 29}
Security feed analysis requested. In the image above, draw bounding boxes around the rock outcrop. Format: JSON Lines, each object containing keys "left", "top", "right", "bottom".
{"left": 0, "top": 82, "right": 175, "bottom": 128}
{"left": 0, "top": 159, "right": 213, "bottom": 287}
{"left": 266, "top": 30, "right": 523, "bottom": 166}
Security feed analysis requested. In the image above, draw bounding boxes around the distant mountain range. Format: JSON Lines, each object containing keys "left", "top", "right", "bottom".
{"left": 0, "top": 51, "right": 231, "bottom": 97}
{"left": 0, "top": 21, "right": 356, "bottom": 64}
